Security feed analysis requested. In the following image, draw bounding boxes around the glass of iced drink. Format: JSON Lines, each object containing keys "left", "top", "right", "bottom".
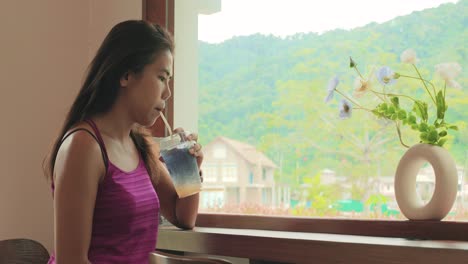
{"left": 158, "top": 133, "right": 202, "bottom": 198}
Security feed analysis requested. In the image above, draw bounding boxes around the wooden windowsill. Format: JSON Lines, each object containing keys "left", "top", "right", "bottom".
{"left": 196, "top": 213, "right": 468, "bottom": 241}
{"left": 157, "top": 226, "right": 468, "bottom": 264}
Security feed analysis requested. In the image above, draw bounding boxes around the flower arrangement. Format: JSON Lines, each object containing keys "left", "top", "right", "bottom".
{"left": 325, "top": 49, "right": 461, "bottom": 148}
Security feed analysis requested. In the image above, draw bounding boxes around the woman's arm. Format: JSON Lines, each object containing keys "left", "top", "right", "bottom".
{"left": 53, "top": 130, "right": 105, "bottom": 263}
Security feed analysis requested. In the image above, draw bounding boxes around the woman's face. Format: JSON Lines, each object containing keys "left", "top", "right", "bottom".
{"left": 121, "top": 49, "right": 173, "bottom": 127}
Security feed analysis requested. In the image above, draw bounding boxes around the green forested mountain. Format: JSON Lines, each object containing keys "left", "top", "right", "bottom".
{"left": 198, "top": 0, "right": 467, "bottom": 192}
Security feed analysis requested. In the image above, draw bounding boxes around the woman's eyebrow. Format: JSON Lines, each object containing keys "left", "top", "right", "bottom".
{"left": 159, "top": 68, "right": 172, "bottom": 77}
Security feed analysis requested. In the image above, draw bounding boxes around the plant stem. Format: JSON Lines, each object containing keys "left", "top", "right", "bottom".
{"left": 443, "top": 82, "right": 447, "bottom": 100}
{"left": 372, "top": 90, "right": 418, "bottom": 102}
{"left": 395, "top": 121, "right": 410, "bottom": 148}
{"left": 335, "top": 89, "right": 365, "bottom": 108}
{"left": 371, "top": 90, "right": 386, "bottom": 102}
{"left": 397, "top": 74, "right": 429, "bottom": 82}
{"left": 352, "top": 106, "right": 374, "bottom": 113}
{"left": 411, "top": 64, "right": 437, "bottom": 105}
{"left": 353, "top": 66, "right": 364, "bottom": 79}
{"left": 382, "top": 85, "right": 388, "bottom": 102}
{"left": 398, "top": 74, "right": 438, "bottom": 99}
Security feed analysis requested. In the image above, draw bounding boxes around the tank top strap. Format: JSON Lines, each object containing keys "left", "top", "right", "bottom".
{"left": 84, "top": 119, "right": 110, "bottom": 166}
{"left": 52, "top": 124, "right": 109, "bottom": 194}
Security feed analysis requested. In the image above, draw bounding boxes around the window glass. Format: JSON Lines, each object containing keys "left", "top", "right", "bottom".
{"left": 197, "top": 0, "right": 467, "bottom": 220}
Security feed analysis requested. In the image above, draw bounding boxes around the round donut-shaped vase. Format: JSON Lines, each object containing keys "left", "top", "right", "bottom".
{"left": 394, "top": 143, "right": 458, "bottom": 220}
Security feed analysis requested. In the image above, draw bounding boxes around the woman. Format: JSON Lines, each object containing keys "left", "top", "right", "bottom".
{"left": 43, "top": 20, "right": 203, "bottom": 263}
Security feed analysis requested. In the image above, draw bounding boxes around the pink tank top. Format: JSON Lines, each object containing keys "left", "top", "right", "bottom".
{"left": 49, "top": 119, "right": 160, "bottom": 263}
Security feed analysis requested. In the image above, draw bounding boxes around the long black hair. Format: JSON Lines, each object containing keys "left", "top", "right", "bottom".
{"left": 44, "top": 20, "right": 174, "bottom": 182}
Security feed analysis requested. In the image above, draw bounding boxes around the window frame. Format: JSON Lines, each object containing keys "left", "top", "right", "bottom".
{"left": 200, "top": 162, "right": 218, "bottom": 183}
{"left": 221, "top": 162, "right": 237, "bottom": 182}
{"left": 143, "top": 0, "right": 175, "bottom": 137}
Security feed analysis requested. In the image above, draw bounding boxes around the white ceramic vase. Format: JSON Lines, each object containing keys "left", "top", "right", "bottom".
{"left": 394, "top": 143, "right": 458, "bottom": 220}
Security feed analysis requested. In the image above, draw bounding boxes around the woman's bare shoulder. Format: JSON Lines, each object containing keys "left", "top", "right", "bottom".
{"left": 54, "top": 122, "right": 105, "bottom": 184}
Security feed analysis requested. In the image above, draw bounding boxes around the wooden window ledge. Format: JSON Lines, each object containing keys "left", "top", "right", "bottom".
{"left": 156, "top": 226, "right": 468, "bottom": 264}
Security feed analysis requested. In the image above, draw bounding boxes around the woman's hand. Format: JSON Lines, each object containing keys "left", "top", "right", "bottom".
{"left": 173, "top": 128, "right": 203, "bottom": 168}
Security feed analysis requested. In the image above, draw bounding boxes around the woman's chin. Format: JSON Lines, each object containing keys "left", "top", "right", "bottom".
{"left": 136, "top": 116, "right": 158, "bottom": 128}
{"left": 146, "top": 114, "right": 160, "bottom": 128}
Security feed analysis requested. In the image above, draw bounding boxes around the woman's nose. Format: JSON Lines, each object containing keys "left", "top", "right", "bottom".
{"left": 163, "top": 84, "right": 172, "bottom": 100}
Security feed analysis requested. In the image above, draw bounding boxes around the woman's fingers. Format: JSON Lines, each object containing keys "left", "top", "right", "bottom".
{"left": 172, "top": 128, "right": 202, "bottom": 164}
{"left": 172, "top": 128, "right": 199, "bottom": 142}
{"left": 194, "top": 149, "right": 203, "bottom": 168}
{"left": 186, "top": 132, "right": 198, "bottom": 142}
{"left": 190, "top": 143, "right": 203, "bottom": 167}
{"left": 189, "top": 143, "right": 202, "bottom": 156}
{"left": 173, "top": 127, "right": 185, "bottom": 135}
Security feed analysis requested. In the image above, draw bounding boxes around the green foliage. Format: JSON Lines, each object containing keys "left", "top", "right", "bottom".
{"left": 198, "top": 0, "right": 468, "bottom": 202}
{"left": 366, "top": 194, "right": 389, "bottom": 207}
{"left": 302, "top": 172, "right": 342, "bottom": 215}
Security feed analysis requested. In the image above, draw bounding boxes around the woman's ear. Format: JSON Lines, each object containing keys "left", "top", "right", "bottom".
{"left": 120, "top": 72, "right": 130, "bottom": 87}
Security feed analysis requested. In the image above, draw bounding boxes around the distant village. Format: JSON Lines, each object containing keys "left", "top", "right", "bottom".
{"left": 200, "top": 137, "right": 468, "bottom": 215}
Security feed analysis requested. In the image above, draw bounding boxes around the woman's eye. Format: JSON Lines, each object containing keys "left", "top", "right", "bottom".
{"left": 158, "top": 76, "right": 166, "bottom": 82}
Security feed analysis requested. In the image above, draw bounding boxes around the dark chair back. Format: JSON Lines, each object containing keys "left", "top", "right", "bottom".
{"left": 0, "top": 238, "right": 50, "bottom": 264}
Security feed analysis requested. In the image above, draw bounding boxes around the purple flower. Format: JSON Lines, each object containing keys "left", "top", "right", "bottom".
{"left": 325, "top": 75, "right": 339, "bottom": 103}
{"left": 376, "top": 66, "right": 396, "bottom": 85}
{"left": 339, "top": 99, "right": 352, "bottom": 119}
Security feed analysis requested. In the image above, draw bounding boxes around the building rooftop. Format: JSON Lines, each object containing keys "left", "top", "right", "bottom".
{"left": 214, "top": 136, "right": 278, "bottom": 168}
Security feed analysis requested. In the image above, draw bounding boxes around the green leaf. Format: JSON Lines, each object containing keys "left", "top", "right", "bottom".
{"left": 448, "top": 125, "right": 458, "bottom": 131}
{"left": 371, "top": 109, "right": 383, "bottom": 118}
{"left": 397, "top": 110, "right": 407, "bottom": 120}
{"left": 379, "top": 103, "right": 388, "bottom": 111}
{"left": 407, "top": 115, "right": 417, "bottom": 124}
{"left": 387, "top": 106, "right": 395, "bottom": 114}
{"left": 427, "top": 130, "right": 439, "bottom": 142}
{"left": 412, "top": 100, "right": 428, "bottom": 122}
{"left": 439, "top": 130, "right": 447, "bottom": 137}
{"left": 419, "top": 123, "right": 429, "bottom": 132}
{"left": 420, "top": 132, "right": 428, "bottom": 141}
{"left": 411, "top": 124, "right": 419, "bottom": 130}
{"left": 437, "top": 138, "right": 447, "bottom": 147}
{"left": 391, "top": 97, "right": 400, "bottom": 108}
{"left": 435, "top": 90, "right": 446, "bottom": 119}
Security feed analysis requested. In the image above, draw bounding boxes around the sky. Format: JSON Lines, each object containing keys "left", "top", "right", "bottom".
{"left": 198, "top": 0, "right": 459, "bottom": 43}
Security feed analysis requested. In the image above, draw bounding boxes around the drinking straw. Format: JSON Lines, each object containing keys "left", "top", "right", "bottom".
{"left": 159, "top": 111, "right": 173, "bottom": 136}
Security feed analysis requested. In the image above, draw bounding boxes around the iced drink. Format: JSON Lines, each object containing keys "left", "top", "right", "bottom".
{"left": 158, "top": 134, "right": 202, "bottom": 198}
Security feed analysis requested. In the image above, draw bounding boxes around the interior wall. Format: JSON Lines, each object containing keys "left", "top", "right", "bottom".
{"left": 0, "top": 0, "right": 141, "bottom": 252}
